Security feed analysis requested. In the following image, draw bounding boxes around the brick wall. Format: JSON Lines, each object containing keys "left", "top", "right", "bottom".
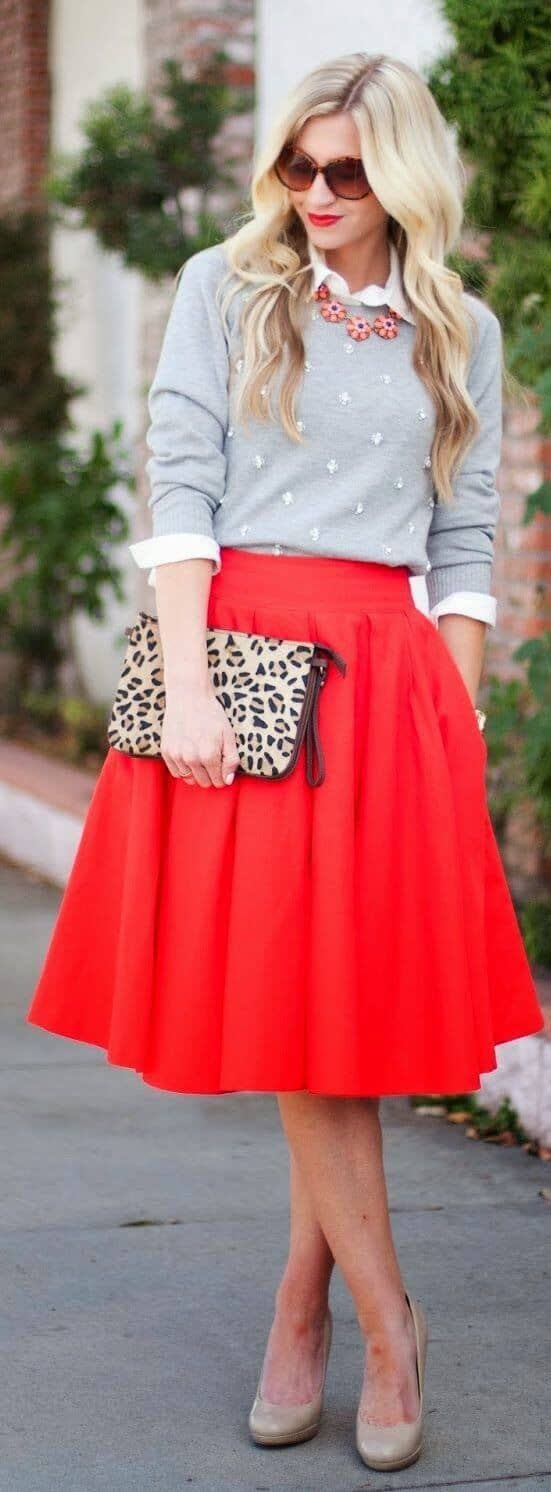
{"left": 493, "top": 404, "right": 550, "bottom": 659}
{"left": 491, "top": 405, "right": 550, "bottom": 895}
{"left": 0, "top": 0, "right": 50, "bottom": 209}
{"left": 144, "top": 0, "right": 255, "bottom": 91}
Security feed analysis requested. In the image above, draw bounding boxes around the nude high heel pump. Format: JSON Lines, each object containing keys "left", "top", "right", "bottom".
{"left": 355, "top": 1291, "right": 428, "bottom": 1472}
{"left": 248, "top": 1307, "right": 333, "bottom": 1446}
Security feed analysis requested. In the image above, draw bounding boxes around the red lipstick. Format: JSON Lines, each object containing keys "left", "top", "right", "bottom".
{"left": 308, "top": 213, "right": 343, "bottom": 225}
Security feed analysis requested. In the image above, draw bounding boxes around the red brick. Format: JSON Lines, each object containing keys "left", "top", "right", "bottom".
{"left": 501, "top": 434, "right": 543, "bottom": 467}
{"left": 495, "top": 612, "right": 547, "bottom": 640}
{"left": 0, "top": 0, "right": 49, "bottom": 208}
{"left": 505, "top": 403, "right": 541, "bottom": 438}
{"left": 508, "top": 558, "right": 551, "bottom": 581}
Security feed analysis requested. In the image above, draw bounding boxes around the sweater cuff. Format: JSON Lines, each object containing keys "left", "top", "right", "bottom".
{"left": 425, "top": 560, "right": 493, "bottom": 611}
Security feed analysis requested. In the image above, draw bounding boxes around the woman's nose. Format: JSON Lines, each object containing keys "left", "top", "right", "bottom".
{"left": 305, "top": 178, "right": 338, "bottom": 210}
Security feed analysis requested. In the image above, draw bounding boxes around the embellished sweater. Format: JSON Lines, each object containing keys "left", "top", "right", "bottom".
{"left": 129, "top": 238, "right": 504, "bottom": 626}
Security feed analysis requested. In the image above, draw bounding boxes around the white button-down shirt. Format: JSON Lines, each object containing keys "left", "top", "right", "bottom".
{"left": 131, "top": 238, "right": 497, "bottom": 627}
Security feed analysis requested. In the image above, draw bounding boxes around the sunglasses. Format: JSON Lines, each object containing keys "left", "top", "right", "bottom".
{"left": 274, "top": 144, "right": 372, "bottom": 200}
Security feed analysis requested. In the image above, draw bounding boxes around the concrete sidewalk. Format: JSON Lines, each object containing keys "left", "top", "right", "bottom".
{"left": 2, "top": 858, "right": 550, "bottom": 1492}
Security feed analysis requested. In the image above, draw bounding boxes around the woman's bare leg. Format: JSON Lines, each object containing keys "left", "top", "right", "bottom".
{"left": 257, "top": 1146, "right": 335, "bottom": 1404}
{"left": 277, "top": 1092, "right": 420, "bottom": 1425}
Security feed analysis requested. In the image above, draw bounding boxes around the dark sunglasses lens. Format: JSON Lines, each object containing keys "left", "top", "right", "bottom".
{"left": 326, "top": 159, "right": 370, "bottom": 198}
{"left": 275, "top": 148, "right": 315, "bottom": 191}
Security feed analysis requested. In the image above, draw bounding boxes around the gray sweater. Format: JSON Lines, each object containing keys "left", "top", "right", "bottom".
{"left": 129, "top": 241, "right": 503, "bottom": 617}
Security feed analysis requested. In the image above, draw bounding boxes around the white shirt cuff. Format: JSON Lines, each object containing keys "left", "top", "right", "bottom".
{"left": 429, "top": 591, "right": 497, "bottom": 627}
{"left": 129, "top": 533, "right": 221, "bottom": 587}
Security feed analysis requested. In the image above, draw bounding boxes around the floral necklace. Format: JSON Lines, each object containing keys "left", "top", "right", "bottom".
{"left": 313, "top": 280, "right": 403, "bottom": 342}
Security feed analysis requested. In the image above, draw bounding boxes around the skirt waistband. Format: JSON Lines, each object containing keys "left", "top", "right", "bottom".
{"left": 211, "top": 547, "right": 415, "bottom": 610}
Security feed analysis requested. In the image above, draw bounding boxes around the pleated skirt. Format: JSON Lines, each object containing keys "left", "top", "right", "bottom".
{"left": 25, "top": 546, "right": 545, "bottom": 1096}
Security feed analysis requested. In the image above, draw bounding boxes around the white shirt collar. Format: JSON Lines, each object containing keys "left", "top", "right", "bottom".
{"left": 306, "top": 236, "right": 415, "bottom": 326}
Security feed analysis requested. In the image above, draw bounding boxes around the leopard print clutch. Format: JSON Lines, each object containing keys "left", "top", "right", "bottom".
{"left": 107, "top": 611, "right": 347, "bottom": 787}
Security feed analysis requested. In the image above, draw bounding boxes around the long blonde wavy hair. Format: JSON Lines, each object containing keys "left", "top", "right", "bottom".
{"left": 206, "top": 52, "right": 508, "bottom": 505}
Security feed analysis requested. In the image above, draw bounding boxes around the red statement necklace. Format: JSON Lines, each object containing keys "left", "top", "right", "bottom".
{"left": 314, "top": 280, "right": 403, "bottom": 342}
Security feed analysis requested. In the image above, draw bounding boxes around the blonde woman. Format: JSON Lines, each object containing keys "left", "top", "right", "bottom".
{"left": 27, "top": 52, "right": 544, "bottom": 1472}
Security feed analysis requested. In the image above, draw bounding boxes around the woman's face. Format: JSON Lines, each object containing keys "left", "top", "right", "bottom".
{"left": 284, "top": 111, "right": 388, "bottom": 252}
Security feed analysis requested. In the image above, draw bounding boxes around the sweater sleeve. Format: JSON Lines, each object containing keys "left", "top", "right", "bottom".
{"left": 425, "top": 305, "right": 503, "bottom": 610}
{"left": 128, "top": 247, "right": 228, "bottom": 577}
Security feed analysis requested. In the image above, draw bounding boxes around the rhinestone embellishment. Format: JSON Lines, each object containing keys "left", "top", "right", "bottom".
{"left": 382, "top": 544, "right": 393, "bottom": 555}
{"left": 281, "top": 491, "right": 294, "bottom": 505}
{"left": 235, "top": 358, "right": 244, "bottom": 372}
{"left": 393, "top": 477, "right": 404, "bottom": 489}
{"left": 423, "top": 455, "right": 432, "bottom": 468}
{"left": 309, "top": 526, "right": 320, "bottom": 541}
{"left": 417, "top": 408, "right": 427, "bottom": 420}
{"left": 380, "top": 373, "right": 392, "bottom": 384}
{"left": 370, "top": 432, "right": 383, "bottom": 445}
{"left": 338, "top": 391, "right": 352, "bottom": 406}
{"left": 426, "top": 560, "right": 432, "bottom": 571}
{"left": 408, "top": 520, "right": 416, "bottom": 533}
{"left": 239, "top": 523, "right": 250, "bottom": 535}
{"left": 327, "top": 458, "right": 339, "bottom": 474}
{"left": 227, "top": 427, "right": 235, "bottom": 438}
{"left": 304, "top": 360, "right": 312, "bottom": 372}
{"left": 253, "top": 454, "right": 265, "bottom": 469}
{"left": 272, "top": 544, "right": 282, "bottom": 555}
{"left": 354, "top": 502, "right": 364, "bottom": 514}
{"left": 296, "top": 419, "right": 305, "bottom": 432}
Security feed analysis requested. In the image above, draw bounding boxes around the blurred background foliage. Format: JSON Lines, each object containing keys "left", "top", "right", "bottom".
{"left": 46, "top": 53, "right": 253, "bottom": 277}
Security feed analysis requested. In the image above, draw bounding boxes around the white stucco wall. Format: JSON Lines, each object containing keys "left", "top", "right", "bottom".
{"left": 49, "top": 0, "right": 144, "bottom": 705}
{"left": 257, "top": 0, "right": 451, "bottom": 137}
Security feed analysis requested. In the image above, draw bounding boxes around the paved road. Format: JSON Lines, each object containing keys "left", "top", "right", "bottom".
{"left": 2, "top": 858, "right": 550, "bottom": 1492}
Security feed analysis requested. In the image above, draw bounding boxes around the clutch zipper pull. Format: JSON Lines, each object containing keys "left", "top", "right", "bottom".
{"left": 313, "top": 641, "right": 347, "bottom": 677}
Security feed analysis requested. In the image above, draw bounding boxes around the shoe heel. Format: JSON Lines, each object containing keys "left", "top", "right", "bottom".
{"left": 355, "top": 1291, "right": 428, "bottom": 1471}
{"left": 248, "top": 1307, "right": 333, "bottom": 1447}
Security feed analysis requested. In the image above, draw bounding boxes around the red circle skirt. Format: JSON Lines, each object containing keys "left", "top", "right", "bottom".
{"left": 26, "top": 547, "right": 545, "bottom": 1097}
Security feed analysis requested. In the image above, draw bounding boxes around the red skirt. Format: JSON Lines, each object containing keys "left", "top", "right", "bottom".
{"left": 26, "top": 547, "right": 544, "bottom": 1096}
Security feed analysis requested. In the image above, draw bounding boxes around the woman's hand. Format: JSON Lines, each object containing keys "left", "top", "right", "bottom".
{"left": 153, "top": 556, "right": 239, "bottom": 787}
{"left": 161, "top": 683, "right": 241, "bottom": 787}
